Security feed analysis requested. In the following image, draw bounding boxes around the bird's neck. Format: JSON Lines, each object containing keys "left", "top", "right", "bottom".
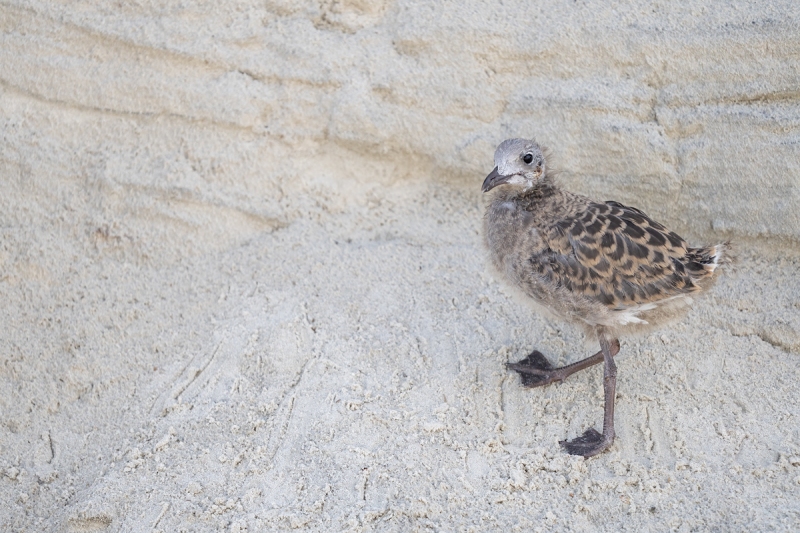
{"left": 511, "top": 174, "right": 560, "bottom": 207}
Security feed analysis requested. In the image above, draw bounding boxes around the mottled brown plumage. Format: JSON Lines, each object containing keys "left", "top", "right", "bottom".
{"left": 483, "top": 138, "right": 729, "bottom": 457}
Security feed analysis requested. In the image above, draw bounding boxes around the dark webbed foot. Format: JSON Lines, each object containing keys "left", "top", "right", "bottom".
{"left": 506, "top": 350, "right": 559, "bottom": 388}
{"left": 506, "top": 340, "right": 620, "bottom": 389}
{"left": 559, "top": 428, "right": 613, "bottom": 458}
{"left": 559, "top": 335, "right": 619, "bottom": 458}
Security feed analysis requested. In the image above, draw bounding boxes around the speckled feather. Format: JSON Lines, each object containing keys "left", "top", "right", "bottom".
{"left": 538, "top": 199, "right": 707, "bottom": 304}
{"left": 483, "top": 138, "right": 729, "bottom": 331}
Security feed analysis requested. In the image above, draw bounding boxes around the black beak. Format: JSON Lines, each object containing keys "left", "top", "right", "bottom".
{"left": 482, "top": 167, "right": 510, "bottom": 192}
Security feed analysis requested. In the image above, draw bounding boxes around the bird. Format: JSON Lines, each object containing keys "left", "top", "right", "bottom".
{"left": 482, "top": 137, "right": 730, "bottom": 458}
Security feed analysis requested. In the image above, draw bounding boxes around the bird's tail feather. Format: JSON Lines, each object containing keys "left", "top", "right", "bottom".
{"left": 686, "top": 241, "right": 733, "bottom": 278}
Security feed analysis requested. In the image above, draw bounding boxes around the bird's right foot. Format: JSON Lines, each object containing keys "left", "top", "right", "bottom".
{"left": 560, "top": 428, "right": 614, "bottom": 458}
{"left": 506, "top": 350, "right": 561, "bottom": 388}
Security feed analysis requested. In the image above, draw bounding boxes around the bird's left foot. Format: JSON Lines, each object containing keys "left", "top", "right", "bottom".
{"left": 506, "top": 350, "right": 560, "bottom": 387}
{"left": 559, "top": 428, "right": 614, "bottom": 458}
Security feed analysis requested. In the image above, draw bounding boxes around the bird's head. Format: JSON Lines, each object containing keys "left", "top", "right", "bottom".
{"left": 482, "top": 138, "right": 547, "bottom": 193}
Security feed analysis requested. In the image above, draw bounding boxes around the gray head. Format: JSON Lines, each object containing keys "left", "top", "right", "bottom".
{"left": 482, "top": 138, "right": 546, "bottom": 193}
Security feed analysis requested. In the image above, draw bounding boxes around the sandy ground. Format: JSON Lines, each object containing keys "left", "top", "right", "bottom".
{"left": 2, "top": 172, "right": 800, "bottom": 531}
{"left": 2, "top": 1, "right": 800, "bottom": 531}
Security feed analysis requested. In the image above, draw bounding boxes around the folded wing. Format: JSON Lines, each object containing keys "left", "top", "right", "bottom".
{"left": 531, "top": 201, "right": 710, "bottom": 310}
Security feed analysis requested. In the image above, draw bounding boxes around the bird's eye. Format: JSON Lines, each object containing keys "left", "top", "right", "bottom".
{"left": 523, "top": 153, "right": 534, "bottom": 164}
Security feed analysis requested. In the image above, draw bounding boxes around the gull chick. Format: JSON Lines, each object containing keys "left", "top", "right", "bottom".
{"left": 483, "top": 138, "right": 729, "bottom": 457}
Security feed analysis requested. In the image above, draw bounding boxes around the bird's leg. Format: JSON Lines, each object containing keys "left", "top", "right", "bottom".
{"left": 507, "top": 339, "right": 620, "bottom": 388}
{"left": 560, "top": 334, "right": 618, "bottom": 458}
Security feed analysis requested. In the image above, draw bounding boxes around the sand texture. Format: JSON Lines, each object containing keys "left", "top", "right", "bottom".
{"left": 2, "top": 1, "right": 800, "bottom": 531}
